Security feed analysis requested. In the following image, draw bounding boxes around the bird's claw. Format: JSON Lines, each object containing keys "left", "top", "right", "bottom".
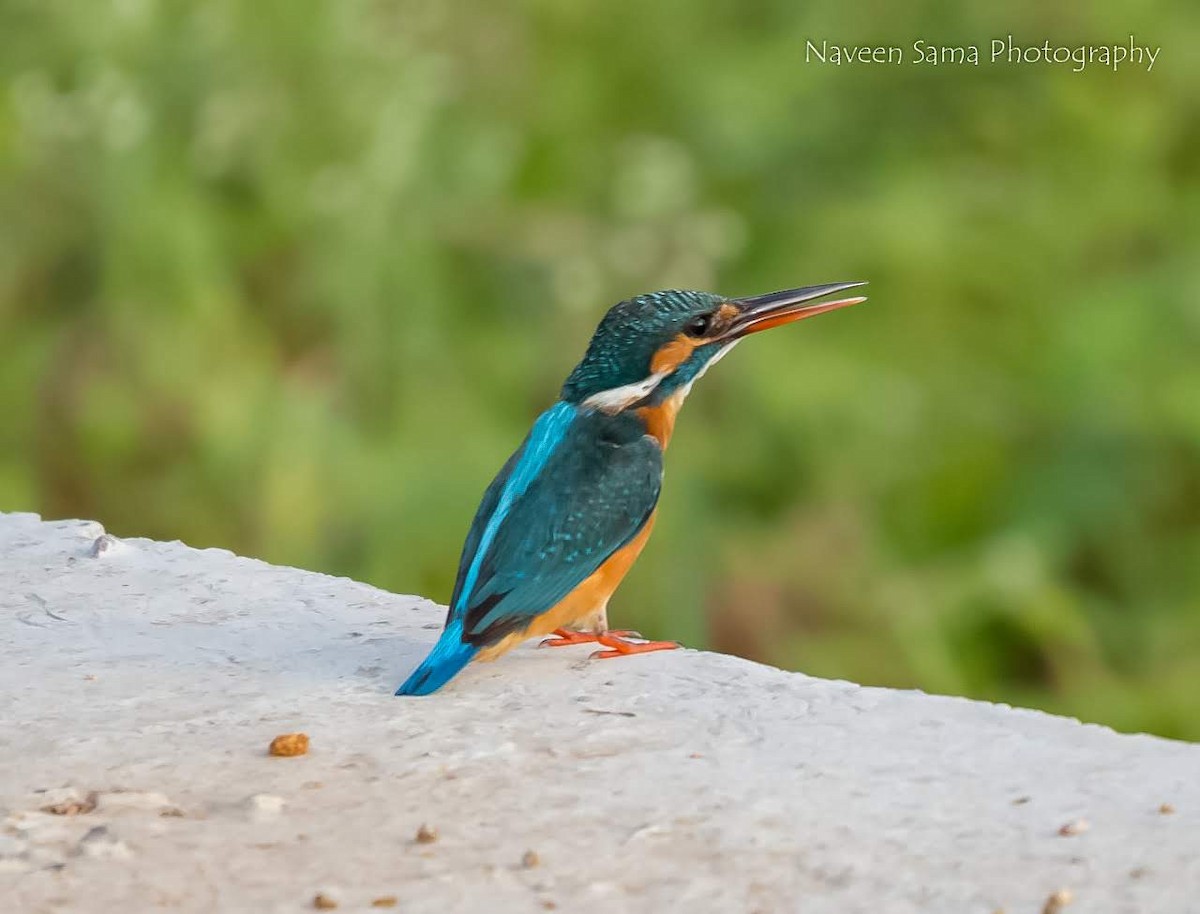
{"left": 587, "top": 634, "right": 681, "bottom": 660}
{"left": 539, "top": 628, "right": 642, "bottom": 648}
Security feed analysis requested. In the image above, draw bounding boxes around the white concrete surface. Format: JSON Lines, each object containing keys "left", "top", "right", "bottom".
{"left": 1, "top": 512, "right": 1197, "bottom": 913}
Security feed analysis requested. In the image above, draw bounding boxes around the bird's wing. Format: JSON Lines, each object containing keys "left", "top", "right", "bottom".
{"left": 450, "top": 407, "right": 663, "bottom": 646}
{"left": 447, "top": 447, "right": 520, "bottom": 613}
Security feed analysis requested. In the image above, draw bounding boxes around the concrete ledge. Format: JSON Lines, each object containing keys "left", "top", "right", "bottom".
{"left": 1, "top": 512, "right": 1197, "bottom": 913}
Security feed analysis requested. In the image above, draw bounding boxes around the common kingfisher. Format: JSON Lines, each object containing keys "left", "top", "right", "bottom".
{"left": 396, "top": 282, "right": 866, "bottom": 695}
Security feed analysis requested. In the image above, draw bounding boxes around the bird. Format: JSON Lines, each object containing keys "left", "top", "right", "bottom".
{"left": 396, "top": 282, "right": 867, "bottom": 695}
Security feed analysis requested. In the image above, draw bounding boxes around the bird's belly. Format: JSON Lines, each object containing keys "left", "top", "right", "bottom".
{"left": 473, "top": 511, "right": 659, "bottom": 662}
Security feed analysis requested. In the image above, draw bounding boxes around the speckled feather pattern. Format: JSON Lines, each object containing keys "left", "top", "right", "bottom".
{"left": 461, "top": 408, "right": 662, "bottom": 644}
{"left": 561, "top": 290, "right": 724, "bottom": 403}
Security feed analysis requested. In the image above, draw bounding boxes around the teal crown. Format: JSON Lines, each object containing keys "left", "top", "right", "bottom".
{"left": 561, "top": 290, "right": 724, "bottom": 403}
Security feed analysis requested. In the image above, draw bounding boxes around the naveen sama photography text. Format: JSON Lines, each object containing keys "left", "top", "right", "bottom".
{"left": 804, "top": 36, "right": 1161, "bottom": 73}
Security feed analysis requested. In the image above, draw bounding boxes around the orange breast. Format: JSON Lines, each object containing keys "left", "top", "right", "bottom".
{"left": 474, "top": 511, "right": 659, "bottom": 661}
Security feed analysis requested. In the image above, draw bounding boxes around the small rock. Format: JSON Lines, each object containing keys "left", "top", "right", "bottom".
{"left": 89, "top": 534, "right": 127, "bottom": 558}
{"left": 246, "top": 794, "right": 286, "bottom": 818}
{"left": 1042, "top": 889, "right": 1073, "bottom": 914}
{"left": 41, "top": 790, "right": 97, "bottom": 816}
{"left": 414, "top": 823, "right": 438, "bottom": 844}
{"left": 269, "top": 732, "right": 310, "bottom": 757}
{"left": 313, "top": 893, "right": 338, "bottom": 910}
{"left": 371, "top": 897, "right": 398, "bottom": 908}
{"left": 521, "top": 850, "right": 540, "bottom": 869}
{"left": 1058, "top": 819, "right": 1089, "bottom": 837}
{"left": 1159, "top": 803, "right": 1175, "bottom": 815}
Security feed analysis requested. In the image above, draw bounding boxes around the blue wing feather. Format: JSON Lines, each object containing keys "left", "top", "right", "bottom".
{"left": 398, "top": 401, "right": 580, "bottom": 695}
{"left": 452, "top": 401, "right": 578, "bottom": 617}
{"left": 396, "top": 403, "right": 662, "bottom": 695}
{"left": 462, "top": 409, "right": 662, "bottom": 641}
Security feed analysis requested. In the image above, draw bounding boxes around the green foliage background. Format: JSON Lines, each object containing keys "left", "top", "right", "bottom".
{"left": 3, "top": 1, "right": 1198, "bottom": 737}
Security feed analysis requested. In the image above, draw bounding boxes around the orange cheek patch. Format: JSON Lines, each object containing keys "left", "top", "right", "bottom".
{"left": 716, "top": 302, "right": 740, "bottom": 325}
{"left": 650, "top": 334, "right": 698, "bottom": 375}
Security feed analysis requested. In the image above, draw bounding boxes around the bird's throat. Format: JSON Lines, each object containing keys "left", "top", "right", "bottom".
{"left": 635, "top": 339, "right": 738, "bottom": 447}
{"left": 637, "top": 388, "right": 688, "bottom": 448}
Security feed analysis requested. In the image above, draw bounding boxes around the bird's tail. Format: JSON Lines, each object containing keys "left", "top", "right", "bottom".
{"left": 395, "top": 619, "right": 478, "bottom": 696}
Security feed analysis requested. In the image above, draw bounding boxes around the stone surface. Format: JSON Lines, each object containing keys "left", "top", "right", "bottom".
{"left": 1, "top": 512, "right": 1197, "bottom": 913}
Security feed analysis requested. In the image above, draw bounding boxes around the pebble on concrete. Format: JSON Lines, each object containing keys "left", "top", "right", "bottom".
{"left": 415, "top": 824, "right": 438, "bottom": 844}
{"left": 269, "top": 732, "right": 310, "bottom": 757}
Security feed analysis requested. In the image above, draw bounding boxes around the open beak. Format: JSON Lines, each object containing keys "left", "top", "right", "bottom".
{"left": 724, "top": 282, "right": 867, "bottom": 339}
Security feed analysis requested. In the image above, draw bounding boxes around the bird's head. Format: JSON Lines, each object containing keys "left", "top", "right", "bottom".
{"left": 561, "top": 283, "right": 867, "bottom": 413}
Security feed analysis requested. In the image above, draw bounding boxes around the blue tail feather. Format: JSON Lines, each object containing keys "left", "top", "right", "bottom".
{"left": 395, "top": 620, "right": 478, "bottom": 696}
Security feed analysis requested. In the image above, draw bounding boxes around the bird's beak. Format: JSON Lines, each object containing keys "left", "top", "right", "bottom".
{"left": 724, "top": 282, "right": 867, "bottom": 339}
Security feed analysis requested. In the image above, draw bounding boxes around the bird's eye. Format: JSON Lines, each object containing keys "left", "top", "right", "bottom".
{"left": 684, "top": 314, "right": 713, "bottom": 337}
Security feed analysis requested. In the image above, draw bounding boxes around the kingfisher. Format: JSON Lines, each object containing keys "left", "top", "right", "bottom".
{"left": 396, "top": 282, "right": 866, "bottom": 695}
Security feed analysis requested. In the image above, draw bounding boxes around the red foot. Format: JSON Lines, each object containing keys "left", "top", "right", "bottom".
{"left": 589, "top": 633, "right": 680, "bottom": 661}
{"left": 540, "top": 628, "right": 642, "bottom": 648}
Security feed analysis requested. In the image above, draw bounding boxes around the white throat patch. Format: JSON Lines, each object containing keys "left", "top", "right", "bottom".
{"left": 579, "top": 340, "right": 741, "bottom": 415}
{"left": 581, "top": 370, "right": 670, "bottom": 414}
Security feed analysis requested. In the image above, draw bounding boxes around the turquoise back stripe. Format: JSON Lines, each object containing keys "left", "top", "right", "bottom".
{"left": 455, "top": 400, "right": 577, "bottom": 611}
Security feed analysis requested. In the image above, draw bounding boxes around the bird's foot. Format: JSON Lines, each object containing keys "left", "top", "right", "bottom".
{"left": 589, "top": 633, "right": 680, "bottom": 661}
{"left": 539, "top": 628, "right": 642, "bottom": 648}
